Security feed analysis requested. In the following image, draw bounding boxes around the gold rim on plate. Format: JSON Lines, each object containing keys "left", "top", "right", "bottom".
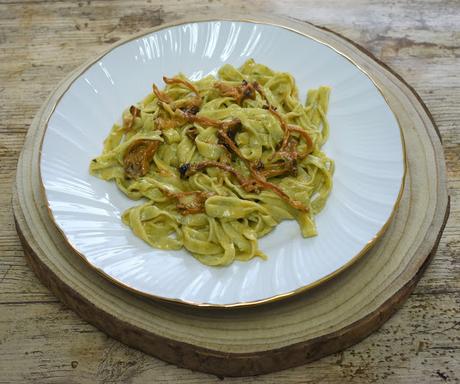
{"left": 38, "top": 15, "right": 408, "bottom": 309}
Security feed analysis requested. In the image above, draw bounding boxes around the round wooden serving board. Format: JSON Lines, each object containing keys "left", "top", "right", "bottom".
{"left": 13, "top": 14, "right": 449, "bottom": 377}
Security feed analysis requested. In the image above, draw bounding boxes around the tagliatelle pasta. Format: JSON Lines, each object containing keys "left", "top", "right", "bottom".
{"left": 89, "top": 59, "right": 334, "bottom": 266}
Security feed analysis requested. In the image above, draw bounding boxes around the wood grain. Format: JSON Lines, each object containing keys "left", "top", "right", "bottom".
{"left": 1, "top": 1, "right": 459, "bottom": 383}
{"left": 11, "top": 11, "right": 451, "bottom": 377}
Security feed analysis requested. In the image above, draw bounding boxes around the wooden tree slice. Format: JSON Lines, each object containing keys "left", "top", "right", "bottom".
{"left": 13, "top": 14, "right": 449, "bottom": 377}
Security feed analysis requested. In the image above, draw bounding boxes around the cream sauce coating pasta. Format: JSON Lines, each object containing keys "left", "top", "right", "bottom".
{"left": 90, "top": 59, "right": 334, "bottom": 266}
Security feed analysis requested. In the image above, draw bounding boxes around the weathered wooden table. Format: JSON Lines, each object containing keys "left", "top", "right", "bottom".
{"left": 1, "top": 1, "right": 458, "bottom": 382}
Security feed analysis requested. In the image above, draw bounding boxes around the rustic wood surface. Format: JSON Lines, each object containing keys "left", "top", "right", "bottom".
{"left": 11, "top": 11, "right": 450, "bottom": 378}
{"left": 1, "top": 1, "right": 459, "bottom": 383}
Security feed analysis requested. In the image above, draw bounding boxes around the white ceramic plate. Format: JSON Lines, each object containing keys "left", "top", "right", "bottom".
{"left": 41, "top": 20, "right": 405, "bottom": 307}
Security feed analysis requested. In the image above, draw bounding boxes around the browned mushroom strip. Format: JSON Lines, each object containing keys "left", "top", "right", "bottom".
{"left": 130, "top": 105, "right": 141, "bottom": 117}
{"left": 267, "top": 106, "right": 291, "bottom": 153}
{"left": 288, "top": 124, "right": 313, "bottom": 154}
{"left": 161, "top": 189, "right": 215, "bottom": 215}
{"left": 176, "top": 109, "right": 235, "bottom": 128}
{"left": 260, "top": 167, "right": 292, "bottom": 178}
{"left": 216, "top": 124, "right": 247, "bottom": 163}
{"left": 152, "top": 84, "right": 172, "bottom": 104}
{"left": 214, "top": 82, "right": 240, "bottom": 101}
{"left": 174, "top": 96, "right": 202, "bottom": 115}
{"left": 124, "top": 105, "right": 141, "bottom": 132}
{"left": 123, "top": 139, "right": 160, "bottom": 179}
{"left": 163, "top": 76, "right": 202, "bottom": 99}
{"left": 155, "top": 117, "right": 181, "bottom": 131}
{"left": 261, "top": 160, "right": 297, "bottom": 178}
{"left": 214, "top": 80, "right": 256, "bottom": 105}
{"left": 253, "top": 177, "right": 307, "bottom": 212}
{"left": 252, "top": 81, "right": 269, "bottom": 103}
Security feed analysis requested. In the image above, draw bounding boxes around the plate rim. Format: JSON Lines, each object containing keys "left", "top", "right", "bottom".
{"left": 38, "top": 15, "right": 407, "bottom": 308}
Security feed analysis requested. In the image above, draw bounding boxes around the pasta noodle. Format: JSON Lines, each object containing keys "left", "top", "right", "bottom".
{"left": 89, "top": 59, "right": 334, "bottom": 266}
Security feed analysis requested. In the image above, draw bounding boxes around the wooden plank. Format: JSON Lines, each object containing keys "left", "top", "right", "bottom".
{"left": 11, "top": 10, "right": 450, "bottom": 377}
{"left": 0, "top": 292, "right": 458, "bottom": 383}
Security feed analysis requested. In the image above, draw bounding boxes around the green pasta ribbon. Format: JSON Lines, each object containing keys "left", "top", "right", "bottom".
{"left": 90, "top": 59, "right": 334, "bottom": 266}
